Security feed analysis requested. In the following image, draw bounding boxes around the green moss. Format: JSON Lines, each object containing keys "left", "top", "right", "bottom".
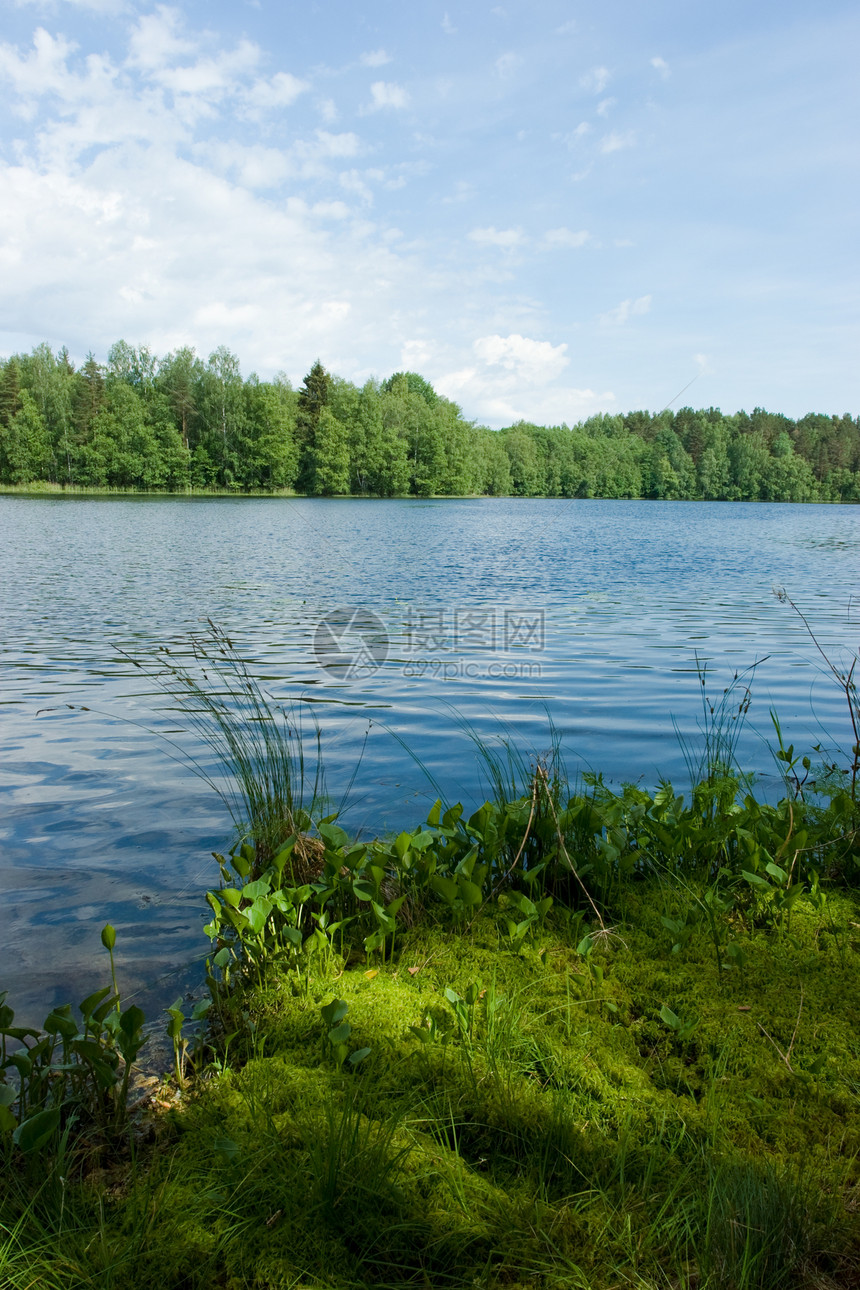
{"left": 5, "top": 883, "right": 860, "bottom": 1288}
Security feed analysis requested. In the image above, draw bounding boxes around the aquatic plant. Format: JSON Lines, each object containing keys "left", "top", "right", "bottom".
{"left": 0, "top": 926, "right": 147, "bottom": 1159}
{"left": 132, "top": 621, "right": 327, "bottom": 877}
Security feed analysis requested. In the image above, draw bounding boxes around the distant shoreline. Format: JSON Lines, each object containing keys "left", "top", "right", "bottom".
{"left": 0, "top": 484, "right": 854, "bottom": 504}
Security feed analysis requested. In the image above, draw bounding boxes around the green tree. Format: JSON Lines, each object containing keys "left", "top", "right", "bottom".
{"left": 727, "top": 429, "right": 769, "bottom": 500}
{"left": 244, "top": 378, "right": 298, "bottom": 489}
{"left": 71, "top": 355, "right": 106, "bottom": 449}
{"left": 107, "top": 340, "right": 157, "bottom": 392}
{"left": 309, "top": 407, "right": 351, "bottom": 495}
{"left": 0, "top": 390, "right": 51, "bottom": 483}
{"left": 353, "top": 382, "right": 409, "bottom": 495}
{"left": 197, "top": 348, "right": 246, "bottom": 486}
{"left": 296, "top": 361, "right": 333, "bottom": 492}
{"left": 0, "top": 357, "right": 23, "bottom": 430}
{"left": 157, "top": 347, "right": 203, "bottom": 452}
{"left": 502, "top": 424, "right": 545, "bottom": 495}
{"left": 381, "top": 376, "right": 446, "bottom": 495}
{"left": 474, "top": 426, "right": 513, "bottom": 495}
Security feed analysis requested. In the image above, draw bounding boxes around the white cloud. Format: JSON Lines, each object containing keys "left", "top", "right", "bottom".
{"left": 596, "top": 96, "right": 615, "bottom": 117}
{"left": 495, "top": 52, "right": 520, "bottom": 78}
{"left": 651, "top": 56, "right": 670, "bottom": 78}
{"left": 600, "top": 130, "right": 636, "bottom": 154}
{"left": 127, "top": 7, "right": 195, "bottom": 71}
{"left": 542, "top": 227, "right": 590, "bottom": 249}
{"left": 317, "top": 96, "right": 337, "bottom": 123}
{"left": 557, "top": 122, "right": 591, "bottom": 145}
{"left": 360, "top": 49, "right": 391, "bottom": 68}
{"left": 437, "top": 335, "right": 615, "bottom": 425}
{"left": 244, "top": 70, "right": 309, "bottom": 110}
{"left": 198, "top": 140, "right": 293, "bottom": 188}
{"left": 365, "top": 80, "right": 409, "bottom": 111}
{"left": 473, "top": 333, "right": 570, "bottom": 382}
{"left": 598, "top": 295, "right": 652, "bottom": 326}
{"left": 0, "top": 20, "right": 436, "bottom": 383}
{"left": 468, "top": 225, "right": 525, "bottom": 249}
{"left": 693, "top": 353, "right": 712, "bottom": 374}
{"left": 154, "top": 40, "right": 260, "bottom": 98}
{"left": 556, "top": 20, "right": 577, "bottom": 35}
{"left": 443, "top": 180, "right": 474, "bottom": 204}
{"left": 0, "top": 27, "right": 79, "bottom": 102}
{"left": 312, "top": 130, "right": 362, "bottom": 158}
{"left": 128, "top": 10, "right": 306, "bottom": 118}
{"left": 401, "top": 338, "right": 433, "bottom": 368}
{"left": 339, "top": 169, "right": 375, "bottom": 204}
{"left": 0, "top": 10, "right": 627, "bottom": 428}
{"left": 312, "top": 201, "right": 351, "bottom": 220}
{"left": 580, "top": 66, "right": 610, "bottom": 94}
{"left": 441, "top": 12, "right": 457, "bottom": 34}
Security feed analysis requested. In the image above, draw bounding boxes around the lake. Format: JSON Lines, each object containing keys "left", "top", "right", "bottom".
{"left": 1, "top": 495, "right": 858, "bottom": 1022}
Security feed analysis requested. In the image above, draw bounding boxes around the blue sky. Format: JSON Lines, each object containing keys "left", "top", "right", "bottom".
{"left": 0, "top": 0, "right": 857, "bottom": 426}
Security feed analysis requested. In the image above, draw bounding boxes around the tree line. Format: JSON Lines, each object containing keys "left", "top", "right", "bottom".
{"left": 0, "top": 341, "right": 858, "bottom": 501}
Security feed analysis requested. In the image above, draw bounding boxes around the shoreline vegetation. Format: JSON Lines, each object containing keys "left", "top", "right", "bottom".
{"left": 3, "top": 615, "right": 860, "bottom": 1287}
{"left": 2, "top": 342, "right": 860, "bottom": 502}
{"left": 1, "top": 482, "right": 858, "bottom": 505}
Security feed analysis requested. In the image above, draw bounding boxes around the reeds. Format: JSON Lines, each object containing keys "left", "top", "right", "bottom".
{"left": 140, "top": 621, "right": 326, "bottom": 876}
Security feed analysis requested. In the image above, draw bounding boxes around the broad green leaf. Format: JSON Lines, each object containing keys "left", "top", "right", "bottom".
{"left": 442, "top": 803, "right": 463, "bottom": 828}
{"left": 241, "top": 878, "right": 271, "bottom": 901}
{"left": 318, "top": 821, "right": 349, "bottom": 851}
{"left": 120, "top": 1005, "right": 146, "bottom": 1038}
{"left": 78, "top": 987, "right": 111, "bottom": 1020}
{"left": 394, "top": 831, "right": 412, "bottom": 859}
{"left": 214, "top": 1136, "right": 240, "bottom": 1164}
{"left": 14, "top": 1106, "right": 61, "bottom": 1154}
{"left": 410, "top": 831, "right": 435, "bottom": 851}
{"left": 659, "top": 1004, "right": 681, "bottom": 1030}
{"left": 458, "top": 879, "right": 483, "bottom": 907}
{"left": 320, "top": 999, "right": 349, "bottom": 1028}
{"left": 230, "top": 852, "right": 251, "bottom": 879}
{"left": 71, "top": 1039, "right": 117, "bottom": 1067}
{"left": 431, "top": 875, "right": 458, "bottom": 905}
{"left": 244, "top": 897, "right": 273, "bottom": 934}
{"left": 44, "top": 1009, "right": 77, "bottom": 1040}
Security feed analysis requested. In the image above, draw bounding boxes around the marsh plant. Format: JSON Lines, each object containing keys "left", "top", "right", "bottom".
{"left": 0, "top": 926, "right": 146, "bottom": 1157}
{"left": 133, "top": 621, "right": 327, "bottom": 877}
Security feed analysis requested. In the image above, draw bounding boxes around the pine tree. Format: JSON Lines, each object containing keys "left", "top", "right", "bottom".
{"left": 296, "top": 360, "right": 332, "bottom": 492}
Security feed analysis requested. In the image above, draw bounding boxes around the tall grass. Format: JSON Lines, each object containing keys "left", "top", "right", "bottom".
{"left": 138, "top": 622, "right": 327, "bottom": 875}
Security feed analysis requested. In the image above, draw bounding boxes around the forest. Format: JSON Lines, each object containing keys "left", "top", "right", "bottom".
{"left": 1, "top": 340, "right": 859, "bottom": 501}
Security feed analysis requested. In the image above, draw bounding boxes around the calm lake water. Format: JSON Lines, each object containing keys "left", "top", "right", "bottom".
{"left": 1, "top": 495, "right": 858, "bottom": 1021}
